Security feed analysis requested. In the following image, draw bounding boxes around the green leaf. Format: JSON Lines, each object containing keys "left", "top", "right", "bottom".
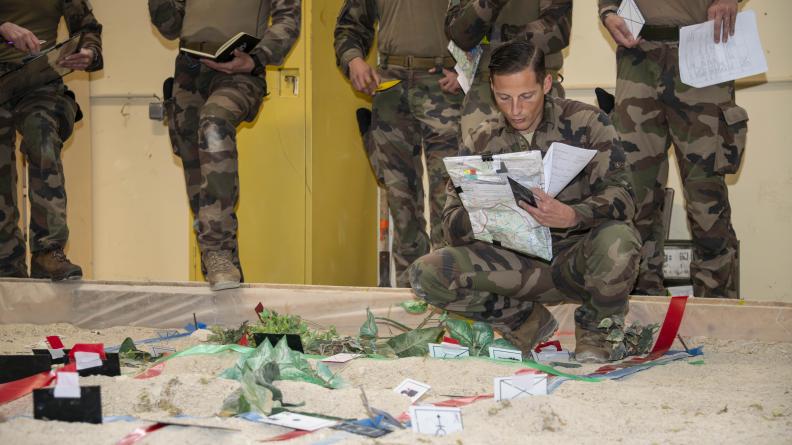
{"left": 606, "top": 329, "right": 625, "bottom": 343}
{"left": 118, "top": 337, "right": 137, "bottom": 354}
{"left": 470, "top": 322, "right": 495, "bottom": 356}
{"left": 492, "top": 338, "right": 517, "bottom": 350}
{"left": 400, "top": 300, "right": 429, "bottom": 314}
{"left": 359, "top": 308, "right": 378, "bottom": 339}
{"left": 598, "top": 318, "right": 614, "bottom": 329}
{"left": 445, "top": 318, "right": 474, "bottom": 347}
{"left": 386, "top": 327, "right": 444, "bottom": 357}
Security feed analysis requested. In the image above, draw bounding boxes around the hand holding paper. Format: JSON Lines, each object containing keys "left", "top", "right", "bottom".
{"left": 520, "top": 189, "right": 579, "bottom": 229}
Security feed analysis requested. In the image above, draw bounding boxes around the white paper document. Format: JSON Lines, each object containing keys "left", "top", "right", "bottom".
{"left": 409, "top": 406, "right": 463, "bottom": 436}
{"left": 488, "top": 346, "right": 523, "bottom": 362}
{"left": 543, "top": 143, "right": 598, "bottom": 198}
{"left": 260, "top": 412, "right": 337, "bottom": 431}
{"left": 448, "top": 41, "right": 482, "bottom": 94}
{"left": 494, "top": 374, "right": 548, "bottom": 401}
{"left": 679, "top": 10, "right": 768, "bottom": 88}
{"left": 428, "top": 343, "right": 470, "bottom": 359}
{"left": 394, "top": 378, "right": 431, "bottom": 402}
{"left": 74, "top": 351, "right": 103, "bottom": 370}
{"left": 53, "top": 372, "right": 81, "bottom": 399}
{"left": 617, "top": 0, "right": 644, "bottom": 39}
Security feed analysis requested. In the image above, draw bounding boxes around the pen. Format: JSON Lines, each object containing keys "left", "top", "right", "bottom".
{"left": 4, "top": 40, "right": 47, "bottom": 45}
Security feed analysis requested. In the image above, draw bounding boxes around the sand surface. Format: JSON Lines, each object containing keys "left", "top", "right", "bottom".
{"left": 0, "top": 323, "right": 790, "bottom": 444}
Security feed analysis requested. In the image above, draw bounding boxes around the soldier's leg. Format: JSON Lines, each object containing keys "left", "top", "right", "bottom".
{"left": 666, "top": 77, "right": 742, "bottom": 299}
{"left": 372, "top": 73, "right": 427, "bottom": 287}
{"left": 0, "top": 106, "right": 26, "bottom": 276}
{"left": 197, "top": 74, "right": 266, "bottom": 256}
{"left": 612, "top": 43, "right": 672, "bottom": 295}
{"left": 13, "top": 83, "right": 76, "bottom": 255}
{"left": 411, "top": 73, "right": 463, "bottom": 249}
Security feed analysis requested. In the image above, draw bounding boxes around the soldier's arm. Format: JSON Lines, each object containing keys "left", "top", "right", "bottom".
{"left": 569, "top": 113, "right": 636, "bottom": 229}
{"left": 502, "top": 0, "right": 572, "bottom": 55}
{"left": 446, "top": 0, "right": 504, "bottom": 51}
{"left": 442, "top": 180, "right": 476, "bottom": 246}
{"left": 62, "top": 0, "right": 103, "bottom": 71}
{"left": 147, "top": 0, "right": 186, "bottom": 41}
{"left": 251, "top": 0, "right": 301, "bottom": 67}
{"left": 333, "top": 0, "right": 376, "bottom": 77}
{"left": 598, "top": 0, "right": 620, "bottom": 17}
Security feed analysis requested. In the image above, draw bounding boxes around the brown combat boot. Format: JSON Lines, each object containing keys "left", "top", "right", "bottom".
{"left": 204, "top": 250, "right": 241, "bottom": 291}
{"left": 500, "top": 304, "right": 558, "bottom": 356}
{"left": 574, "top": 325, "right": 612, "bottom": 363}
{"left": 30, "top": 248, "right": 82, "bottom": 281}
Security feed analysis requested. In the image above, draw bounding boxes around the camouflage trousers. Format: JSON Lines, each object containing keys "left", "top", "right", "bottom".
{"left": 0, "top": 79, "right": 77, "bottom": 275}
{"left": 613, "top": 42, "right": 748, "bottom": 298}
{"left": 165, "top": 54, "right": 267, "bottom": 266}
{"left": 371, "top": 66, "right": 463, "bottom": 287}
{"left": 461, "top": 73, "right": 564, "bottom": 137}
{"left": 409, "top": 221, "right": 641, "bottom": 333}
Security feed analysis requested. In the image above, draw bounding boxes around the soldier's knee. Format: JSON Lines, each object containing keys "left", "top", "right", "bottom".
{"left": 408, "top": 249, "right": 457, "bottom": 306}
{"left": 587, "top": 221, "right": 641, "bottom": 277}
{"left": 21, "top": 112, "right": 65, "bottom": 160}
{"left": 199, "top": 104, "right": 237, "bottom": 129}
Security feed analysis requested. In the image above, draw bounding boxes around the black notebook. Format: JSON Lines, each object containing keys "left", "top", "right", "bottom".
{"left": 181, "top": 32, "right": 261, "bottom": 63}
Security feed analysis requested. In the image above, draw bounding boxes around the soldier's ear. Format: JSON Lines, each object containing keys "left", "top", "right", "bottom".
{"left": 542, "top": 74, "right": 552, "bottom": 94}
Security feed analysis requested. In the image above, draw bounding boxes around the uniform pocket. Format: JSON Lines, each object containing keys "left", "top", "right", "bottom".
{"left": 715, "top": 103, "right": 749, "bottom": 174}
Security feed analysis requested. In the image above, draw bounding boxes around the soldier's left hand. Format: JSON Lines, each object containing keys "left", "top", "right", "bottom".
{"left": 520, "top": 188, "right": 579, "bottom": 228}
{"left": 430, "top": 68, "right": 462, "bottom": 94}
{"left": 58, "top": 48, "right": 95, "bottom": 71}
{"left": 202, "top": 49, "right": 255, "bottom": 74}
{"left": 708, "top": 0, "right": 739, "bottom": 43}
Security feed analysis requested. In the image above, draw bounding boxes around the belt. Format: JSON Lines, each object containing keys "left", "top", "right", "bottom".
{"left": 639, "top": 25, "right": 680, "bottom": 42}
{"left": 380, "top": 54, "right": 456, "bottom": 70}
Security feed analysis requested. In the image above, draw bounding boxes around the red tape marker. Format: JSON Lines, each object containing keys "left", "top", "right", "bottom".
{"left": 68, "top": 343, "right": 107, "bottom": 361}
{"left": 534, "top": 340, "right": 562, "bottom": 353}
{"left": 238, "top": 334, "right": 249, "bottom": 346}
{"left": 134, "top": 362, "right": 166, "bottom": 380}
{"left": 46, "top": 335, "right": 64, "bottom": 349}
{"left": 116, "top": 423, "right": 168, "bottom": 445}
{"left": 0, "top": 363, "right": 76, "bottom": 404}
{"left": 254, "top": 302, "right": 264, "bottom": 316}
{"left": 259, "top": 430, "right": 313, "bottom": 442}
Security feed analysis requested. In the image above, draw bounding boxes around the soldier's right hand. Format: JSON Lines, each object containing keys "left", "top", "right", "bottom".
{"left": 603, "top": 14, "right": 640, "bottom": 48}
{"left": 0, "top": 22, "right": 41, "bottom": 54}
{"left": 348, "top": 57, "right": 380, "bottom": 96}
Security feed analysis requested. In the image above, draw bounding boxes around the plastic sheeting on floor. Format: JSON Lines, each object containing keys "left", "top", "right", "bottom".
{"left": 1, "top": 279, "right": 790, "bottom": 342}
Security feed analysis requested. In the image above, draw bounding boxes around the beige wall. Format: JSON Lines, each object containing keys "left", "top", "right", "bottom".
{"left": 73, "top": 0, "right": 791, "bottom": 300}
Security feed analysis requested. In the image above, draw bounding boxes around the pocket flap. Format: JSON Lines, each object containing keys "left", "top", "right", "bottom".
{"left": 719, "top": 103, "right": 749, "bottom": 126}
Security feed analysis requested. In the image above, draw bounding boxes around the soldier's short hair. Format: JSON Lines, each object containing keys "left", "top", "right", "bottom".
{"left": 489, "top": 40, "right": 547, "bottom": 82}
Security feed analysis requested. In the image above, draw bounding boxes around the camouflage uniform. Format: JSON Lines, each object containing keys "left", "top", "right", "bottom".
{"left": 600, "top": 0, "right": 748, "bottom": 298}
{"left": 334, "top": 0, "right": 463, "bottom": 287}
{"left": 0, "top": 0, "right": 102, "bottom": 276}
{"left": 446, "top": 0, "right": 572, "bottom": 137}
{"left": 149, "top": 0, "right": 301, "bottom": 271}
{"left": 409, "top": 96, "right": 640, "bottom": 334}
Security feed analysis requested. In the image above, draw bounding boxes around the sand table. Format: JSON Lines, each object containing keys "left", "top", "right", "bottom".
{"left": 1, "top": 323, "right": 790, "bottom": 444}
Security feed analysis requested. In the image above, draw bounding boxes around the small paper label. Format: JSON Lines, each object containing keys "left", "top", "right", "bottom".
{"left": 260, "top": 412, "right": 337, "bottom": 431}
{"left": 393, "top": 378, "right": 431, "bottom": 402}
{"left": 409, "top": 406, "right": 463, "bottom": 436}
{"left": 489, "top": 346, "right": 522, "bottom": 361}
{"left": 46, "top": 336, "right": 65, "bottom": 349}
{"left": 532, "top": 350, "right": 572, "bottom": 362}
{"left": 494, "top": 374, "right": 548, "bottom": 401}
{"left": 74, "top": 351, "right": 103, "bottom": 370}
{"left": 428, "top": 343, "right": 470, "bottom": 359}
{"left": 53, "top": 372, "right": 81, "bottom": 399}
{"left": 48, "top": 348, "right": 65, "bottom": 359}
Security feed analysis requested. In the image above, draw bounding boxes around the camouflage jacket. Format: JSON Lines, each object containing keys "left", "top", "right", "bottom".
{"left": 444, "top": 96, "right": 636, "bottom": 250}
{"left": 147, "top": 0, "right": 301, "bottom": 66}
{"left": 446, "top": 0, "right": 572, "bottom": 72}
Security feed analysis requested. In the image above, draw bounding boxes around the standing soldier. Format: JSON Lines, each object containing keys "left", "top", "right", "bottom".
{"left": 334, "top": 0, "right": 463, "bottom": 287}
{"left": 600, "top": 0, "right": 747, "bottom": 298}
{"left": 446, "top": 0, "right": 572, "bottom": 136}
{"left": 0, "top": 0, "right": 103, "bottom": 280}
{"left": 148, "top": 0, "right": 301, "bottom": 291}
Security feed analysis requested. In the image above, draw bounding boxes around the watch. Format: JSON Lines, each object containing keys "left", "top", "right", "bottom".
{"left": 250, "top": 54, "right": 266, "bottom": 76}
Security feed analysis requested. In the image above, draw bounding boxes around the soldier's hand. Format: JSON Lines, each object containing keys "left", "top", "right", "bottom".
{"left": 520, "top": 188, "right": 579, "bottom": 229}
{"left": 58, "top": 48, "right": 95, "bottom": 71}
{"left": 709, "top": 0, "right": 738, "bottom": 43}
{"left": 430, "top": 68, "right": 462, "bottom": 94}
{"left": 202, "top": 49, "right": 255, "bottom": 74}
{"left": 348, "top": 57, "right": 380, "bottom": 96}
{"left": 0, "top": 22, "right": 41, "bottom": 54}
{"left": 603, "top": 14, "right": 640, "bottom": 48}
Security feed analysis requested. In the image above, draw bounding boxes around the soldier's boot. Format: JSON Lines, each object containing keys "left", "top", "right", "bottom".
{"left": 574, "top": 325, "right": 611, "bottom": 363}
{"left": 204, "top": 250, "right": 241, "bottom": 291}
{"left": 30, "top": 248, "right": 82, "bottom": 281}
{"left": 499, "top": 304, "right": 558, "bottom": 356}
{"left": 0, "top": 261, "right": 29, "bottom": 278}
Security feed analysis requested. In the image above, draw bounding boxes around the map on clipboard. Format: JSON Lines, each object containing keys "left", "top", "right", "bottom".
{"left": 0, "top": 34, "right": 84, "bottom": 105}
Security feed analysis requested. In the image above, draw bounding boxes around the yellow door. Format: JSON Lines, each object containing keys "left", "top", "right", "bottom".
{"left": 191, "top": 9, "right": 307, "bottom": 284}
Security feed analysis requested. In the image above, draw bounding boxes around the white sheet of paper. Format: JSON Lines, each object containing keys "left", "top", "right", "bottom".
{"left": 679, "top": 10, "right": 768, "bottom": 88}
{"left": 260, "top": 412, "right": 337, "bottom": 431}
{"left": 409, "top": 406, "right": 463, "bottom": 436}
{"left": 74, "top": 351, "right": 102, "bottom": 370}
{"left": 494, "top": 374, "right": 548, "bottom": 401}
{"left": 53, "top": 371, "right": 81, "bottom": 399}
{"left": 393, "top": 378, "right": 431, "bottom": 402}
{"left": 448, "top": 41, "right": 482, "bottom": 94}
{"left": 543, "top": 142, "right": 598, "bottom": 197}
{"left": 488, "top": 346, "right": 523, "bottom": 362}
{"left": 428, "top": 343, "right": 470, "bottom": 359}
{"left": 617, "top": 0, "right": 644, "bottom": 39}
{"left": 321, "top": 353, "right": 362, "bottom": 363}
{"left": 48, "top": 348, "right": 65, "bottom": 359}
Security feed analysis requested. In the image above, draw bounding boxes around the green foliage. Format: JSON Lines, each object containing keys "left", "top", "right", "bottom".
{"left": 117, "top": 337, "right": 154, "bottom": 367}
{"left": 399, "top": 300, "right": 429, "bottom": 314}
{"left": 359, "top": 308, "right": 378, "bottom": 339}
{"left": 385, "top": 327, "right": 444, "bottom": 358}
{"left": 598, "top": 317, "right": 660, "bottom": 361}
{"left": 208, "top": 321, "right": 249, "bottom": 345}
{"left": 444, "top": 319, "right": 497, "bottom": 356}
